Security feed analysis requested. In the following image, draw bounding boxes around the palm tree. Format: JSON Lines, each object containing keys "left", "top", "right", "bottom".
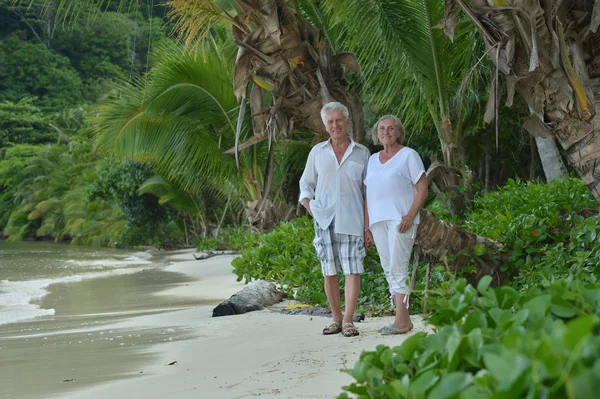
{"left": 163, "top": 0, "right": 508, "bottom": 280}
{"left": 166, "top": 0, "right": 364, "bottom": 147}
{"left": 27, "top": 0, "right": 508, "bottom": 280}
{"left": 92, "top": 39, "right": 297, "bottom": 231}
{"left": 320, "top": 0, "right": 486, "bottom": 214}
{"left": 446, "top": 0, "right": 600, "bottom": 203}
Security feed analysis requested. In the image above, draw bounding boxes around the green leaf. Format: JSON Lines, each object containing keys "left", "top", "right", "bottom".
{"left": 523, "top": 295, "right": 551, "bottom": 318}
{"left": 482, "top": 350, "right": 530, "bottom": 394}
{"left": 474, "top": 243, "right": 487, "bottom": 256}
{"left": 477, "top": 275, "right": 492, "bottom": 293}
{"left": 495, "top": 286, "right": 520, "bottom": 309}
{"left": 511, "top": 309, "right": 530, "bottom": 328}
{"left": 428, "top": 372, "right": 472, "bottom": 399}
{"left": 551, "top": 298, "right": 577, "bottom": 319}
{"left": 567, "top": 370, "right": 600, "bottom": 399}
{"left": 394, "top": 332, "right": 427, "bottom": 361}
{"left": 464, "top": 309, "right": 488, "bottom": 333}
{"left": 564, "top": 316, "right": 597, "bottom": 351}
{"left": 446, "top": 332, "right": 463, "bottom": 371}
{"left": 409, "top": 369, "right": 440, "bottom": 395}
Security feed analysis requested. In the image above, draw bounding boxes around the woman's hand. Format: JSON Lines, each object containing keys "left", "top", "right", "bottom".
{"left": 364, "top": 229, "right": 374, "bottom": 249}
{"left": 398, "top": 214, "right": 415, "bottom": 233}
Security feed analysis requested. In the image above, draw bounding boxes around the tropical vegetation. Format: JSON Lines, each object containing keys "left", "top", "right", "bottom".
{"left": 1, "top": 0, "right": 600, "bottom": 396}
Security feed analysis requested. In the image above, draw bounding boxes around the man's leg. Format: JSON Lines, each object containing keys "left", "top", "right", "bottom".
{"left": 324, "top": 275, "right": 342, "bottom": 322}
{"left": 343, "top": 274, "right": 360, "bottom": 324}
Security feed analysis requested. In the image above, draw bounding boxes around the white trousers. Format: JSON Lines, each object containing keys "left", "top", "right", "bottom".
{"left": 370, "top": 221, "right": 417, "bottom": 305}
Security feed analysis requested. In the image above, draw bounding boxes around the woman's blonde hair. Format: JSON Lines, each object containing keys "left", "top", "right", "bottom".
{"left": 371, "top": 115, "right": 405, "bottom": 145}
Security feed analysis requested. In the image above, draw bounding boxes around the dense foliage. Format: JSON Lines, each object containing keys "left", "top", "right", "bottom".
{"left": 337, "top": 179, "right": 600, "bottom": 398}
{"left": 230, "top": 178, "right": 599, "bottom": 311}
{"left": 227, "top": 178, "right": 600, "bottom": 398}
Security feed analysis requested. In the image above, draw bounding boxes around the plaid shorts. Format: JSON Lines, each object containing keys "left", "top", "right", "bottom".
{"left": 313, "top": 219, "right": 366, "bottom": 276}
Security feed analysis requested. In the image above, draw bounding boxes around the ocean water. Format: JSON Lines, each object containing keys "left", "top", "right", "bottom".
{"left": 0, "top": 241, "right": 160, "bottom": 326}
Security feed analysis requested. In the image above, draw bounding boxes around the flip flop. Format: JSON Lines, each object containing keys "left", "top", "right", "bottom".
{"left": 380, "top": 325, "right": 413, "bottom": 335}
{"left": 342, "top": 322, "right": 359, "bottom": 337}
{"left": 322, "top": 321, "right": 342, "bottom": 335}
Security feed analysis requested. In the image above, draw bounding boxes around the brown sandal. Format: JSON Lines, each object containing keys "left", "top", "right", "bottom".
{"left": 322, "top": 321, "right": 342, "bottom": 335}
{"left": 342, "top": 322, "right": 359, "bottom": 337}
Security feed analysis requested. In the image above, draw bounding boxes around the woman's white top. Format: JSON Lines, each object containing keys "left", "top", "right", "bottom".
{"left": 364, "top": 147, "right": 425, "bottom": 228}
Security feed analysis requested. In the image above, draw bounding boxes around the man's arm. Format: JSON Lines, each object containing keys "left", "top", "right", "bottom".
{"left": 299, "top": 150, "right": 316, "bottom": 216}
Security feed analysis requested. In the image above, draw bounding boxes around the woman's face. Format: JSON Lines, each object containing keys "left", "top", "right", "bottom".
{"left": 377, "top": 119, "right": 400, "bottom": 145}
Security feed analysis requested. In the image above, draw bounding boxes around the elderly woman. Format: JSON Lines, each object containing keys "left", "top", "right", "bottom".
{"left": 364, "top": 115, "right": 428, "bottom": 335}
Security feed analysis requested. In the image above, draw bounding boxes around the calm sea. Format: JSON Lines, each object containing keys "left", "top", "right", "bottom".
{"left": 0, "top": 241, "right": 162, "bottom": 326}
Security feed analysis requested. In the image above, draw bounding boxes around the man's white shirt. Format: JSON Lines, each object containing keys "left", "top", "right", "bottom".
{"left": 299, "top": 139, "right": 370, "bottom": 236}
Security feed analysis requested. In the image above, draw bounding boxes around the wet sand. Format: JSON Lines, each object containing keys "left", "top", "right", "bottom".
{"left": 1, "top": 251, "right": 429, "bottom": 399}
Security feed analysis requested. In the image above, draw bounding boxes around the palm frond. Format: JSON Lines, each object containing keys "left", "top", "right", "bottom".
{"left": 321, "top": 0, "right": 483, "bottom": 132}
{"left": 166, "top": 0, "right": 240, "bottom": 52}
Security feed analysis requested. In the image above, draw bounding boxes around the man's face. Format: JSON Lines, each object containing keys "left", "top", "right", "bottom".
{"left": 324, "top": 110, "right": 349, "bottom": 140}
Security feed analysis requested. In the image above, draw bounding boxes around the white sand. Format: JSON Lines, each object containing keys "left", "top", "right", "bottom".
{"left": 61, "top": 250, "right": 430, "bottom": 399}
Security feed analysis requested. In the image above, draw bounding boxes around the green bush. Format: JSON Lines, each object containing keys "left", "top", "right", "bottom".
{"left": 196, "top": 226, "right": 260, "bottom": 251}
{"left": 338, "top": 178, "right": 600, "bottom": 399}
{"left": 339, "top": 274, "right": 600, "bottom": 399}
{"left": 230, "top": 217, "right": 430, "bottom": 313}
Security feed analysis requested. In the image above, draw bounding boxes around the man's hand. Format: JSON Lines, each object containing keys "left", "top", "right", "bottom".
{"left": 302, "top": 198, "right": 313, "bottom": 217}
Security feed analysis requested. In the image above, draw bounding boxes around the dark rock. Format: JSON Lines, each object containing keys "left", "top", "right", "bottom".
{"left": 212, "top": 280, "right": 284, "bottom": 317}
{"left": 193, "top": 250, "right": 237, "bottom": 260}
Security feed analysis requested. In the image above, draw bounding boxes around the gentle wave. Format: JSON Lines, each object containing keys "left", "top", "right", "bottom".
{"left": 0, "top": 253, "right": 155, "bottom": 326}
{"left": 63, "top": 254, "right": 152, "bottom": 268}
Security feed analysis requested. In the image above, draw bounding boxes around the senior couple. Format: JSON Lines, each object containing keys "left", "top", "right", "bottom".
{"left": 299, "top": 102, "right": 428, "bottom": 337}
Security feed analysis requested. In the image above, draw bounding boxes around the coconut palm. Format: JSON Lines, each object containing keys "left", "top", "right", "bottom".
{"left": 320, "top": 0, "right": 489, "bottom": 214}
{"left": 446, "top": 0, "right": 600, "bottom": 203}
{"left": 92, "top": 38, "right": 299, "bottom": 231}
{"left": 166, "top": 0, "right": 364, "bottom": 147}
{"left": 162, "top": 0, "right": 509, "bottom": 279}
{"left": 26, "top": 0, "right": 509, "bottom": 279}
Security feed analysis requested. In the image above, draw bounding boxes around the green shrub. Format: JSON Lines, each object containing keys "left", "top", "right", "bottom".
{"left": 196, "top": 226, "right": 260, "bottom": 251}
{"left": 338, "top": 178, "right": 600, "bottom": 399}
{"left": 340, "top": 274, "right": 600, "bottom": 399}
{"left": 229, "top": 218, "right": 391, "bottom": 310}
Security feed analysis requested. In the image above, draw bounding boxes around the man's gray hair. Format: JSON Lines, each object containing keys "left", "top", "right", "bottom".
{"left": 371, "top": 114, "right": 405, "bottom": 145}
{"left": 320, "top": 102, "right": 349, "bottom": 124}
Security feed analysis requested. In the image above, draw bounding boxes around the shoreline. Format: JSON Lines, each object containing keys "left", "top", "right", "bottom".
{"left": 3, "top": 248, "right": 430, "bottom": 399}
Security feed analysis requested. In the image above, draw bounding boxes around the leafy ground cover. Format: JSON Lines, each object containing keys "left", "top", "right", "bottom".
{"left": 208, "top": 178, "right": 600, "bottom": 398}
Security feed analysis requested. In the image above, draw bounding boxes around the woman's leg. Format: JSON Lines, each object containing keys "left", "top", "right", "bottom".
{"left": 387, "top": 223, "right": 416, "bottom": 332}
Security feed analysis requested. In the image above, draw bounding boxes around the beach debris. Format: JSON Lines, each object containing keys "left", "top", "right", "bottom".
{"left": 283, "top": 304, "right": 312, "bottom": 310}
{"left": 167, "top": 361, "right": 178, "bottom": 366}
{"left": 212, "top": 280, "right": 284, "bottom": 317}
{"left": 193, "top": 250, "right": 237, "bottom": 260}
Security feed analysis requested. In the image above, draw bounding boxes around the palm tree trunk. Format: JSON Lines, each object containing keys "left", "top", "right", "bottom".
{"left": 416, "top": 210, "right": 508, "bottom": 286}
{"left": 448, "top": 0, "right": 600, "bottom": 202}
{"left": 535, "top": 136, "right": 568, "bottom": 183}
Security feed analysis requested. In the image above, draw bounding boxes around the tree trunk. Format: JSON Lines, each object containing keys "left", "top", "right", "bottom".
{"left": 529, "top": 135, "right": 538, "bottom": 181}
{"left": 448, "top": 0, "right": 600, "bottom": 202}
{"left": 535, "top": 136, "right": 568, "bottom": 182}
{"left": 416, "top": 210, "right": 508, "bottom": 287}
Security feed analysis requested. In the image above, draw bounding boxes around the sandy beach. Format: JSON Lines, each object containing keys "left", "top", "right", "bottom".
{"left": 3, "top": 250, "right": 429, "bottom": 399}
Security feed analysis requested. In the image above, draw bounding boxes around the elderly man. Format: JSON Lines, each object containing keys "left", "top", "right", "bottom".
{"left": 299, "top": 102, "right": 370, "bottom": 337}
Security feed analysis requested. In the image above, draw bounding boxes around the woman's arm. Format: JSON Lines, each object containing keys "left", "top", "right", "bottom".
{"left": 398, "top": 174, "right": 428, "bottom": 233}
